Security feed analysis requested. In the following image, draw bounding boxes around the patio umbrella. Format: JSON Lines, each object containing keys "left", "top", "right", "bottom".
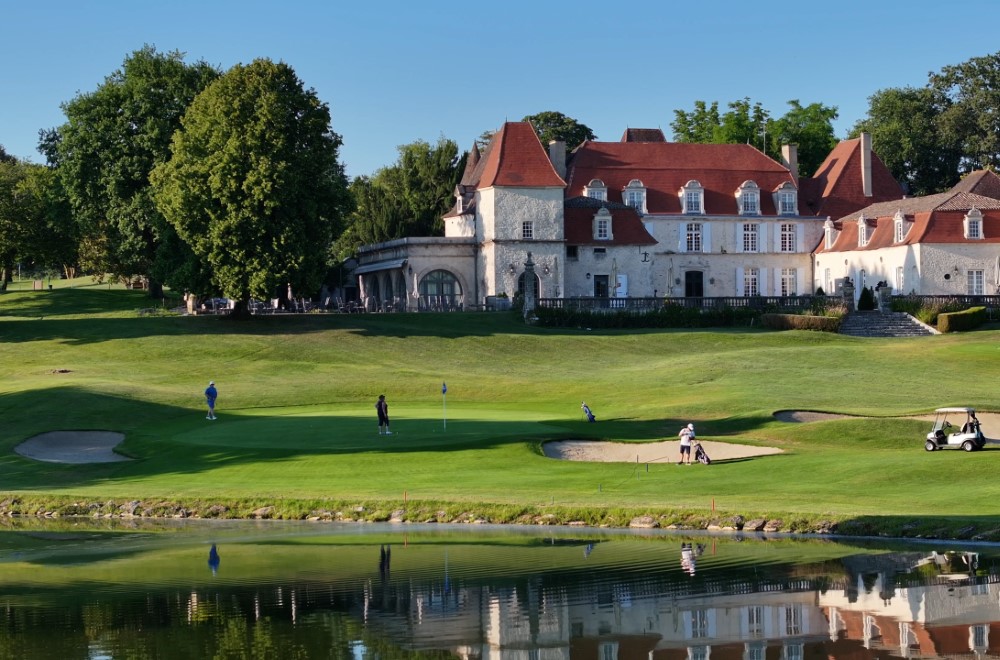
{"left": 610, "top": 258, "right": 619, "bottom": 298}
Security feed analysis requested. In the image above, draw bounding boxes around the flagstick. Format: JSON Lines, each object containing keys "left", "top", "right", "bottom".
{"left": 443, "top": 390, "right": 447, "bottom": 431}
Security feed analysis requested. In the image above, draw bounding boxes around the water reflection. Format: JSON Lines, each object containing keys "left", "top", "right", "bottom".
{"left": 0, "top": 521, "right": 997, "bottom": 659}
{"left": 208, "top": 543, "right": 220, "bottom": 575}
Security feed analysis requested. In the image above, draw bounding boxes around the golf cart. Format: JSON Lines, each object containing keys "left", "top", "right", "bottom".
{"left": 925, "top": 407, "right": 986, "bottom": 452}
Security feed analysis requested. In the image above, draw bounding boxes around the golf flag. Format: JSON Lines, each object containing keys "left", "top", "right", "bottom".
{"left": 442, "top": 382, "right": 447, "bottom": 394}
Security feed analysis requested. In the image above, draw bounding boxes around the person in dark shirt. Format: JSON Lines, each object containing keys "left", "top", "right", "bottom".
{"left": 376, "top": 394, "right": 391, "bottom": 435}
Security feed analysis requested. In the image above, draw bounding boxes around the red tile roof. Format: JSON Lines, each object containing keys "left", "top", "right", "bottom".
{"left": 818, "top": 189, "right": 1000, "bottom": 252}
{"left": 565, "top": 141, "right": 795, "bottom": 215}
{"left": 476, "top": 122, "right": 566, "bottom": 189}
{"left": 563, "top": 197, "right": 656, "bottom": 246}
{"left": 799, "top": 137, "right": 903, "bottom": 219}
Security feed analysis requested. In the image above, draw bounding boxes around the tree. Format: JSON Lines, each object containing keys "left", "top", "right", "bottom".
{"left": 152, "top": 58, "right": 351, "bottom": 316}
{"left": 671, "top": 100, "right": 723, "bottom": 144}
{"left": 850, "top": 87, "right": 961, "bottom": 196}
{"left": 46, "top": 45, "right": 218, "bottom": 297}
{"left": 671, "top": 98, "right": 838, "bottom": 174}
{"left": 672, "top": 98, "right": 773, "bottom": 157}
{"left": 0, "top": 161, "right": 76, "bottom": 288}
{"left": 477, "top": 111, "right": 596, "bottom": 152}
{"left": 767, "top": 100, "right": 839, "bottom": 177}
{"left": 930, "top": 51, "right": 1000, "bottom": 171}
{"left": 346, "top": 137, "right": 465, "bottom": 249}
{"left": 522, "top": 111, "right": 596, "bottom": 151}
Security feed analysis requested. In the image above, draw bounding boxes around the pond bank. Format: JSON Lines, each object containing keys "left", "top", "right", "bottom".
{"left": 1, "top": 494, "right": 997, "bottom": 543}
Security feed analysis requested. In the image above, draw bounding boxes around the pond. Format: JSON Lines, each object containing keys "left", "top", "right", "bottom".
{"left": 0, "top": 518, "right": 996, "bottom": 658}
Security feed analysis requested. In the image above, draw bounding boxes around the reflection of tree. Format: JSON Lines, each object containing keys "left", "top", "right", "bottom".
{"left": 213, "top": 616, "right": 310, "bottom": 660}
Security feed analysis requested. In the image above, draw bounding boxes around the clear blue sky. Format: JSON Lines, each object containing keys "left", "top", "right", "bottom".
{"left": 4, "top": 0, "right": 999, "bottom": 179}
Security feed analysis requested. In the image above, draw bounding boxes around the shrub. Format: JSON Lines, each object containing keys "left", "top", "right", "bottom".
{"left": 760, "top": 313, "right": 842, "bottom": 332}
{"left": 857, "top": 286, "right": 876, "bottom": 311}
{"left": 533, "top": 304, "right": 761, "bottom": 329}
{"left": 891, "top": 297, "right": 968, "bottom": 325}
{"left": 815, "top": 286, "right": 825, "bottom": 296}
{"left": 938, "top": 306, "right": 987, "bottom": 333}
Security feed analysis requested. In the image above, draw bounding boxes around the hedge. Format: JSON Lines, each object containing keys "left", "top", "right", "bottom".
{"left": 938, "top": 306, "right": 987, "bottom": 333}
{"left": 760, "top": 313, "right": 842, "bottom": 332}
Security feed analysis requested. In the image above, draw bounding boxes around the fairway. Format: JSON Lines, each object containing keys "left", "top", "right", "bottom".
{"left": 2, "top": 281, "right": 1000, "bottom": 533}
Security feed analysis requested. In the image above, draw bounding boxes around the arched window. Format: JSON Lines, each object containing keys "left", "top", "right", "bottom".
{"left": 585, "top": 178, "right": 607, "bottom": 201}
{"left": 679, "top": 180, "right": 704, "bottom": 214}
{"left": 736, "top": 180, "right": 760, "bottom": 215}
{"left": 417, "top": 270, "right": 463, "bottom": 311}
{"left": 517, "top": 271, "right": 540, "bottom": 299}
{"left": 623, "top": 179, "right": 647, "bottom": 213}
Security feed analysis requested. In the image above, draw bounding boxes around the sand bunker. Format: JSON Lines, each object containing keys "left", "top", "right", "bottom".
{"left": 543, "top": 439, "right": 782, "bottom": 463}
{"left": 15, "top": 431, "right": 130, "bottom": 464}
{"left": 773, "top": 410, "right": 855, "bottom": 423}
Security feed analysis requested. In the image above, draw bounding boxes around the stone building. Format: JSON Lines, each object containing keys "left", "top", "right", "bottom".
{"left": 354, "top": 122, "right": 903, "bottom": 310}
{"left": 815, "top": 170, "right": 1000, "bottom": 297}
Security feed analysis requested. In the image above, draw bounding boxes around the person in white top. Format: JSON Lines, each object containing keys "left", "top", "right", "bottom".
{"left": 678, "top": 423, "right": 695, "bottom": 465}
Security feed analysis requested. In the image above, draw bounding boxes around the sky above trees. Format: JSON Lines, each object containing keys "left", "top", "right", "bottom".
{"left": 4, "top": 0, "right": 1000, "bottom": 178}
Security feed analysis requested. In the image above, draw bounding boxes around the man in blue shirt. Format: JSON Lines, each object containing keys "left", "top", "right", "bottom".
{"left": 205, "top": 381, "right": 218, "bottom": 420}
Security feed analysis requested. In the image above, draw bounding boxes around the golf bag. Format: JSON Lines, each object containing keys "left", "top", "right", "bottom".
{"left": 694, "top": 442, "right": 711, "bottom": 465}
{"left": 582, "top": 403, "right": 596, "bottom": 423}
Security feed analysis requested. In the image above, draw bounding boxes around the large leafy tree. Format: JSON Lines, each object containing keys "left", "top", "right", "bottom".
{"left": 0, "top": 160, "right": 76, "bottom": 288}
{"left": 930, "top": 51, "right": 1000, "bottom": 172}
{"left": 477, "top": 111, "right": 596, "bottom": 151}
{"left": 346, "top": 137, "right": 465, "bottom": 249}
{"left": 152, "top": 58, "right": 351, "bottom": 316}
{"left": 673, "top": 98, "right": 771, "bottom": 153}
{"left": 767, "top": 100, "right": 839, "bottom": 177}
{"left": 671, "top": 98, "right": 838, "bottom": 175}
{"left": 522, "top": 111, "right": 596, "bottom": 151}
{"left": 44, "top": 45, "right": 218, "bottom": 297}
{"left": 850, "top": 87, "right": 961, "bottom": 196}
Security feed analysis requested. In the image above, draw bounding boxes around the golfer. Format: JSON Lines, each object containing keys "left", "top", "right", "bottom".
{"left": 205, "top": 381, "right": 218, "bottom": 420}
{"left": 678, "top": 423, "right": 694, "bottom": 464}
{"left": 376, "top": 394, "right": 391, "bottom": 435}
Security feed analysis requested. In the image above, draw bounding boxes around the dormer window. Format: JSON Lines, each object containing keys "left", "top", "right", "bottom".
{"left": 456, "top": 196, "right": 463, "bottom": 214}
{"left": 773, "top": 182, "right": 798, "bottom": 215}
{"left": 585, "top": 178, "right": 607, "bottom": 201}
{"left": 680, "top": 180, "right": 704, "bottom": 214}
{"left": 623, "top": 179, "right": 646, "bottom": 213}
{"left": 964, "top": 207, "right": 984, "bottom": 239}
{"left": 593, "top": 208, "right": 613, "bottom": 241}
{"left": 893, "top": 210, "right": 909, "bottom": 243}
{"left": 736, "top": 181, "right": 760, "bottom": 215}
{"left": 823, "top": 218, "right": 837, "bottom": 250}
{"left": 857, "top": 215, "right": 872, "bottom": 247}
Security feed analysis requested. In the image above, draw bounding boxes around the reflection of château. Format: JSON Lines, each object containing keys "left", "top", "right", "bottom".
{"left": 349, "top": 549, "right": 1000, "bottom": 658}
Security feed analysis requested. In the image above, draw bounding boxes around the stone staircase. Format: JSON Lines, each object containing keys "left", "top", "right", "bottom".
{"left": 838, "top": 311, "right": 938, "bottom": 338}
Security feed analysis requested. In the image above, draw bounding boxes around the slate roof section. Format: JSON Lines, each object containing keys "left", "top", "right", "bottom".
{"left": 565, "top": 140, "right": 795, "bottom": 215}
{"left": 798, "top": 137, "right": 903, "bottom": 219}
{"left": 620, "top": 128, "right": 667, "bottom": 143}
{"left": 949, "top": 169, "right": 1000, "bottom": 200}
{"left": 563, "top": 197, "right": 657, "bottom": 246}
{"left": 476, "top": 122, "right": 566, "bottom": 189}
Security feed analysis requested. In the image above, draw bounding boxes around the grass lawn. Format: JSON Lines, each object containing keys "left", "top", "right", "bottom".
{"left": 2, "top": 279, "right": 1000, "bottom": 531}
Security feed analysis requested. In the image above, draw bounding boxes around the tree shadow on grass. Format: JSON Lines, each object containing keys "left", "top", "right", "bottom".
{"left": 0, "top": 308, "right": 784, "bottom": 345}
{"left": 0, "top": 387, "right": 709, "bottom": 492}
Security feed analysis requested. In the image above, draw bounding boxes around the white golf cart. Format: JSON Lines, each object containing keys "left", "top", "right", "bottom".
{"left": 925, "top": 407, "right": 986, "bottom": 452}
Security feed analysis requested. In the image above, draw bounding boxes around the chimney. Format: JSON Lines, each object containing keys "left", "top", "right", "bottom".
{"left": 861, "top": 132, "right": 873, "bottom": 197}
{"left": 548, "top": 140, "right": 566, "bottom": 179}
{"left": 781, "top": 143, "right": 799, "bottom": 180}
